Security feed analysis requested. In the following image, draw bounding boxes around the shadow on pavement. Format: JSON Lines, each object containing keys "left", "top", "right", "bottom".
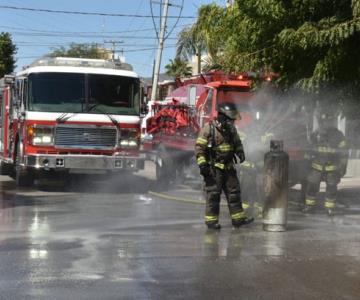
{"left": 36, "top": 172, "right": 158, "bottom": 194}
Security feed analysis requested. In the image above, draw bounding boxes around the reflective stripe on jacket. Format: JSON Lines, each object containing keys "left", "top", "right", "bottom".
{"left": 195, "top": 120, "right": 244, "bottom": 169}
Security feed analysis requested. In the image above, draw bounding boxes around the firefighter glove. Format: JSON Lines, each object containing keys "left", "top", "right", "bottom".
{"left": 238, "top": 151, "right": 246, "bottom": 163}
{"left": 199, "top": 164, "right": 211, "bottom": 178}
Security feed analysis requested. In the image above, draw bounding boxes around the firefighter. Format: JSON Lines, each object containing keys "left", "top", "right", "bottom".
{"left": 303, "top": 110, "right": 349, "bottom": 215}
{"left": 195, "top": 103, "right": 254, "bottom": 229}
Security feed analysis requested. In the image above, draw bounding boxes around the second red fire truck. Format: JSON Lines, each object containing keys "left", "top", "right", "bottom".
{"left": 143, "top": 71, "right": 308, "bottom": 186}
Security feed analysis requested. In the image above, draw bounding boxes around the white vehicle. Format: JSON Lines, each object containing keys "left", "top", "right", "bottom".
{"left": 0, "top": 57, "right": 145, "bottom": 186}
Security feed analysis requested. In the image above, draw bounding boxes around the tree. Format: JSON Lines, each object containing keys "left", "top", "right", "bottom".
{"left": 164, "top": 58, "right": 192, "bottom": 78}
{"left": 0, "top": 32, "right": 17, "bottom": 77}
{"left": 187, "top": 1, "right": 360, "bottom": 97}
{"left": 176, "top": 25, "right": 206, "bottom": 74}
{"left": 49, "top": 43, "right": 109, "bottom": 59}
{"left": 194, "top": 4, "right": 227, "bottom": 61}
{"left": 175, "top": 4, "right": 229, "bottom": 73}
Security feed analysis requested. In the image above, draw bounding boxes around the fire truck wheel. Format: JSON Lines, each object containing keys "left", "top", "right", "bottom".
{"left": 0, "top": 161, "right": 13, "bottom": 176}
{"left": 15, "top": 143, "right": 34, "bottom": 187}
{"left": 155, "top": 147, "right": 175, "bottom": 186}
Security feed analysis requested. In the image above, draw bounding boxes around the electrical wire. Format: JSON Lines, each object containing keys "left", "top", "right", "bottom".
{"left": 0, "top": 5, "right": 195, "bottom": 19}
{"left": 165, "top": 0, "right": 184, "bottom": 40}
{"left": 150, "top": 0, "right": 185, "bottom": 42}
{"left": 150, "top": 0, "right": 159, "bottom": 40}
{"left": 15, "top": 45, "right": 177, "bottom": 58}
{"left": 9, "top": 31, "right": 177, "bottom": 39}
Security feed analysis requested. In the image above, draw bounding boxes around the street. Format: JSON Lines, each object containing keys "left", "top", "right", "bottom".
{"left": 0, "top": 163, "right": 359, "bottom": 300}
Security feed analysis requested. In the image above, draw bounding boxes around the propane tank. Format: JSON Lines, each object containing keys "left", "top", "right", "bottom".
{"left": 262, "top": 140, "right": 289, "bottom": 232}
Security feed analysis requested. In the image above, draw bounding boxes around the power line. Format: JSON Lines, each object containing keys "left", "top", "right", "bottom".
{"left": 14, "top": 41, "right": 176, "bottom": 47}
{"left": 15, "top": 45, "right": 177, "bottom": 58}
{"left": 0, "top": 24, "right": 158, "bottom": 34}
{"left": 119, "top": 45, "right": 176, "bottom": 53}
{"left": 9, "top": 31, "right": 177, "bottom": 40}
{"left": 14, "top": 42, "right": 177, "bottom": 47}
{"left": 0, "top": 5, "right": 195, "bottom": 19}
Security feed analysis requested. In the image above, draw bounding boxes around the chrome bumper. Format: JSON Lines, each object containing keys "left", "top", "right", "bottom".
{"left": 25, "top": 154, "right": 144, "bottom": 172}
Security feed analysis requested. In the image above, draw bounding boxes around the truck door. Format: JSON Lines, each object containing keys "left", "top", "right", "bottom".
{"left": 1, "top": 86, "right": 12, "bottom": 158}
{"left": 198, "top": 88, "right": 214, "bottom": 127}
{"left": 0, "top": 91, "right": 3, "bottom": 153}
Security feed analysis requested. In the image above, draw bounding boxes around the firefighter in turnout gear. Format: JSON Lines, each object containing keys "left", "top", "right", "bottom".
{"left": 195, "top": 103, "right": 254, "bottom": 229}
{"left": 303, "top": 111, "right": 349, "bottom": 215}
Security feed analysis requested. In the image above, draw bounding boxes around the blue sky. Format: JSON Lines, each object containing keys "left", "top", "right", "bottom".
{"left": 0, "top": 0, "right": 225, "bottom": 77}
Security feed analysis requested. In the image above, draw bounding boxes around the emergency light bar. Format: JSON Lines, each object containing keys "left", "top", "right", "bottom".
{"left": 29, "top": 57, "right": 133, "bottom": 71}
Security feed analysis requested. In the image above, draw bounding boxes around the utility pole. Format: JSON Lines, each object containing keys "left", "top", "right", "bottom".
{"left": 151, "top": 0, "right": 170, "bottom": 101}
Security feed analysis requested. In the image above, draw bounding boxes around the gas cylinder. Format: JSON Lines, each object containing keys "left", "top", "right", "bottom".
{"left": 262, "top": 140, "right": 289, "bottom": 232}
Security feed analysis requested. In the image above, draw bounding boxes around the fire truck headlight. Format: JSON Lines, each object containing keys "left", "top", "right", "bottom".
{"left": 28, "top": 125, "right": 54, "bottom": 146}
{"left": 119, "top": 128, "right": 139, "bottom": 148}
{"left": 120, "top": 139, "right": 138, "bottom": 148}
{"left": 41, "top": 136, "right": 52, "bottom": 144}
{"left": 128, "top": 140, "right": 138, "bottom": 147}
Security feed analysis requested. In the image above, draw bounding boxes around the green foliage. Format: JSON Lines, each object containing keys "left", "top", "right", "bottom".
{"left": 176, "top": 25, "right": 205, "bottom": 61}
{"left": 164, "top": 58, "right": 192, "bottom": 78}
{"left": 186, "top": 0, "right": 360, "bottom": 96}
{"left": 49, "top": 43, "right": 108, "bottom": 59}
{"left": 195, "top": 4, "right": 226, "bottom": 59}
{"left": 352, "top": 0, "right": 360, "bottom": 17}
{"left": 0, "top": 32, "right": 17, "bottom": 77}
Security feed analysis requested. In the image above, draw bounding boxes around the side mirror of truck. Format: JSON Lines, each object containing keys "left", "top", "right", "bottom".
{"left": 140, "top": 99, "right": 149, "bottom": 116}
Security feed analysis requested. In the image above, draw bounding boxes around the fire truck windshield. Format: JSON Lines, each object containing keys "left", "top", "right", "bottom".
{"left": 28, "top": 72, "right": 140, "bottom": 115}
{"left": 217, "top": 86, "right": 269, "bottom": 124}
{"left": 217, "top": 87, "right": 252, "bottom": 104}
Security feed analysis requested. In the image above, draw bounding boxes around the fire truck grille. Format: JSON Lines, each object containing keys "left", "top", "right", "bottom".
{"left": 55, "top": 126, "right": 117, "bottom": 149}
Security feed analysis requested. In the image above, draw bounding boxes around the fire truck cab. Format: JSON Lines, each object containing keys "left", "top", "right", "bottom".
{"left": 0, "top": 57, "right": 144, "bottom": 186}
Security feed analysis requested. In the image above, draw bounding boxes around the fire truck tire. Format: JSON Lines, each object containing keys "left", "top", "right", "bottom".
{"left": 0, "top": 161, "right": 13, "bottom": 176}
{"left": 15, "top": 143, "right": 34, "bottom": 187}
{"left": 155, "top": 147, "right": 175, "bottom": 185}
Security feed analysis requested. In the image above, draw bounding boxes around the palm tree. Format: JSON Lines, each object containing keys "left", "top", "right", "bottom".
{"left": 165, "top": 58, "right": 192, "bottom": 78}
{"left": 176, "top": 5, "right": 226, "bottom": 74}
{"left": 176, "top": 25, "right": 206, "bottom": 74}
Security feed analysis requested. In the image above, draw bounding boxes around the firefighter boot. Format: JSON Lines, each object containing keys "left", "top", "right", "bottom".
{"left": 242, "top": 201, "right": 250, "bottom": 210}
{"left": 302, "top": 198, "right": 317, "bottom": 214}
{"left": 207, "top": 223, "right": 221, "bottom": 230}
{"left": 326, "top": 208, "right": 335, "bottom": 216}
{"left": 325, "top": 199, "right": 336, "bottom": 216}
{"left": 232, "top": 217, "right": 254, "bottom": 229}
{"left": 253, "top": 202, "right": 263, "bottom": 218}
{"left": 302, "top": 205, "right": 316, "bottom": 214}
{"left": 231, "top": 211, "right": 254, "bottom": 228}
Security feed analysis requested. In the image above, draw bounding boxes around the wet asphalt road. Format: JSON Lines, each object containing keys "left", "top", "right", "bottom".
{"left": 0, "top": 167, "right": 359, "bottom": 300}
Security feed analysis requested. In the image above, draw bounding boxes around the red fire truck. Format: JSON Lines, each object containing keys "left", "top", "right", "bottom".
{"left": 0, "top": 57, "right": 145, "bottom": 186}
{"left": 144, "top": 71, "right": 308, "bottom": 185}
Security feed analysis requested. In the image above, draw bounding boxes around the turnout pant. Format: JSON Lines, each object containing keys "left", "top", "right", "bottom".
{"left": 305, "top": 169, "right": 341, "bottom": 209}
{"left": 204, "top": 167, "right": 245, "bottom": 225}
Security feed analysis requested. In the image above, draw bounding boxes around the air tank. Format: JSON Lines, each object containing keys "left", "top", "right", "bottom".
{"left": 262, "top": 140, "right": 289, "bottom": 232}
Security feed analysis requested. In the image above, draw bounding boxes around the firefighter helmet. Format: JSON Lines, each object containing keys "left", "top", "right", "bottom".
{"left": 316, "top": 107, "right": 337, "bottom": 129}
{"left": 217, "top": 103, "right": 241, "bottom": 120}
{"left": 316, "top": 105, "right": 338, "bottom": 121}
